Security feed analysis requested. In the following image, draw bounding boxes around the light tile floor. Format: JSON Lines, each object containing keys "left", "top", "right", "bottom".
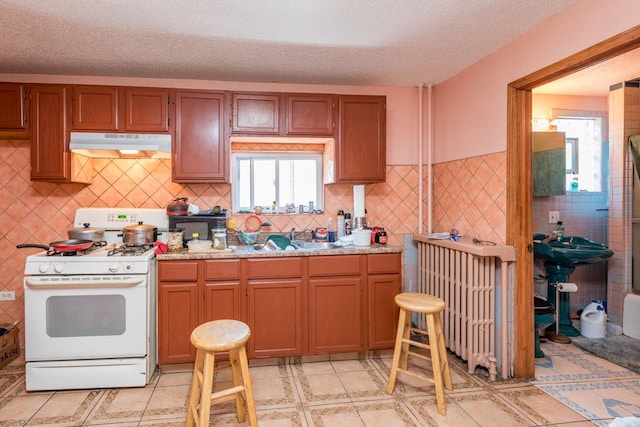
{"left": 0, "top": 341, "right": 638, "bottom": 426}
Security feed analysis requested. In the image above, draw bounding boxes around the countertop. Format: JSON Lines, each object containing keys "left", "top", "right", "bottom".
{"left": 156, "top": 244, "right": 402, "bottom": 260}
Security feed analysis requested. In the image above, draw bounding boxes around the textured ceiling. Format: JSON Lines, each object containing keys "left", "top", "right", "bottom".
{"left": 0, "top": 0, "right": 576, "bottom": 87}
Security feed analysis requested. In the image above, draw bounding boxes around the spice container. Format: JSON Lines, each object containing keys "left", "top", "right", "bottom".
{"left": 167, "top": 229, "right": 184, "bottom": 253}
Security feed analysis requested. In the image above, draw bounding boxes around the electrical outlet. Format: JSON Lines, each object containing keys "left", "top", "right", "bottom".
{"left": 0, "top": 291, "right": 15, "bottom": 301}
{"left": 549, "top": 211, "right": 560, "bottom": 224}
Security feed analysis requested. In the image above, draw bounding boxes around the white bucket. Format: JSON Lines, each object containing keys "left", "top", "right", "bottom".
{"left": 580, "top": 308, "right": 606, "bottom": 338}
{"left": 352, "top": 229, "right": 372, "bottom": 246}
{"left": 623, "top": 294, "right": 640, "bottom": 339}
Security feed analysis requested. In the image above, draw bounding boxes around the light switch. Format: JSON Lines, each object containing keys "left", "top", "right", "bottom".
{"left": 549, "top": 211, "right": 560, "bottom": 224}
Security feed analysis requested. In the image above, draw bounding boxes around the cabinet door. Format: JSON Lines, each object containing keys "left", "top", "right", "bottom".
{"left": 122, "top": 87, "right": 169, "bottom": 131}
{"left": 173, "top": 91, "right": 227, "bottom": 182}
{"left": 337, "top": 95, "right": 386, "bottom": 183}
{"left": 71, "top": 85, "right": 119, "bottom": 130}
{"left": 30, "top": 85, "right": 69, "bottom": 181}
{"left": 232, "top": 93, "right": 281, "bottom": 134}
{"left": 204, "top": 258, "right": 242, "bottom": 321}
{"left": 157, "top": 261, "right": 199, "bottom": 364}
{"left": 309, "top": 276, "right": 362, "bottom": 354}
{"left": 367, "top": 274, "right": 400, "bottom": 350}
{"left": 286, "top": 95, "right": 335, "bottom": 135}
{"left": 248, "top": 279, "right": 302, "bottom": 357}
{"left": 0, "top": 83, "right": 27, "bottom": 131}
{"left": 157, "top": 282, "right": 199, "bottom": 364}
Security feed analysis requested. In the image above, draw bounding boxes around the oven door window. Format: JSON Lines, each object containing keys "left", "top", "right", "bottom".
{"left": 47, "top": 295, "right": 126, "bottom": 337}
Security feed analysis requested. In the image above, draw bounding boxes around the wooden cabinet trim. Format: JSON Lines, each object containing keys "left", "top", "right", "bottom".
{"left": 247, "top": 257, "right": 303, "bottom": 279}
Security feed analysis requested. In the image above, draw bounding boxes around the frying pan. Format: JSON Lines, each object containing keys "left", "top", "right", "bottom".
{"left": 17, "top": 239, "right": 94, "bottom": 253}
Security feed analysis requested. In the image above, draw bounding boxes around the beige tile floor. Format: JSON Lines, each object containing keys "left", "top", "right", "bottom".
{"left": 0, "top": 340, "right": 638, "bottom": 426}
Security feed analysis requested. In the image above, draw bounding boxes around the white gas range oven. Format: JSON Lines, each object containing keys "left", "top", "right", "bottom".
{"left": 22, "top": 208, "right": 168, "bottom": 391}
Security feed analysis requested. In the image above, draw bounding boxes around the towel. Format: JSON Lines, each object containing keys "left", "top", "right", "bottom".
{"left": 628, "top": 135, "right": 640, "bottom": 180}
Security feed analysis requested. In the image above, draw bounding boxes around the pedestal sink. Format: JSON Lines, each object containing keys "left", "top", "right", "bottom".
{"left": 533, "top": 233, "right": 614, "bottom": 336}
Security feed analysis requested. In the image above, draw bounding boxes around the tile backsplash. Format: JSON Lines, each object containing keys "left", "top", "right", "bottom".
{"left": 0, "top": 139, "right": 420, "bottom": 333}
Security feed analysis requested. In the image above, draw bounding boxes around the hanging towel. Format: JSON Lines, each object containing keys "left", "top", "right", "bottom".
{"left": 628, "top": 134, "right": 640, "bottom": 180}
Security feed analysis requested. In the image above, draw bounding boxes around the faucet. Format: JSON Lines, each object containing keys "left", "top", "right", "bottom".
{"left": 291, "top": 227, "right": 314, "bottom": 242}
{"left": 541, "top": 231, "right": 559, "bottom": 244}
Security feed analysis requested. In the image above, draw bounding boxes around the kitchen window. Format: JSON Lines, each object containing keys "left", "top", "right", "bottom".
{"left": 232, "top": 152, "right": 323, "bottom": 212}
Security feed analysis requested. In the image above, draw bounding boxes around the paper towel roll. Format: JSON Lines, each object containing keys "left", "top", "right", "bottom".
{"left": 353, "top": 185, "right": 365, "bottom": 218}
{"left": 557, "top": 282, "right": 578, "bottom": 292}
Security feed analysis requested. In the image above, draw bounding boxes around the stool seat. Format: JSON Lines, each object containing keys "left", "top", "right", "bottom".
{"left": 186, "top": 319, "right": 257, "bottom": 427}
{"left": 191, "top": 319, "right": 250, "bottom": 352}
{"left": 395, "top": 292, "right": 445, "bottom": 314}
{"left": 387, "top": 292, "right": 453, "bottom": 416}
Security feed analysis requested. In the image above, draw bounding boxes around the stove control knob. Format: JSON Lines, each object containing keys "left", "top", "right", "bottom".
{"left": 39, "top": 263, "right": 50, "bottom": 273}
{"left": 108, "top": 263, "right": 120, "bottom": 273}
{"left": 125, "top": 263, "right": 133, "bottom": 271}
{"left": 54, "top": 263, "right": 64, "bottom": 273}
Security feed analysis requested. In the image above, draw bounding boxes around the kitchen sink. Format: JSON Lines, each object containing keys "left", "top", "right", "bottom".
{"left": 291, "top": 240, "right": 341, "bottom": 251}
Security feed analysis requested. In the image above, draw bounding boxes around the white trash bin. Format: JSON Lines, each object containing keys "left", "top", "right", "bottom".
{"left": 580, "top": 305, "right": 606, "bottom": 338}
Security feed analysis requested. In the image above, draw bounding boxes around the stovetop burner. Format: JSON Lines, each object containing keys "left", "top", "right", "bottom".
{"left": 107, "top": 244, "right": 154, "bottom": 257}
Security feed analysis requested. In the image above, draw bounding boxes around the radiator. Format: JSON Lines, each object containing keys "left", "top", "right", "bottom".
{"left": 415, "top": 236, "right": 515, "bottom": 381}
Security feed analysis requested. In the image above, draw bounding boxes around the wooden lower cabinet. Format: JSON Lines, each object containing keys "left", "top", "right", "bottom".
{"left": 157, "top": 259, "right": 242, "bottom": 364}
{"left": 308, "top": 255, "right": 364, "bottom": 354}
{"left": 157, "top": 261, "right": 199, "bottom": 364}
{"left": 248, "top": 279, "right": 303, "bottom": 357}
{"left": 309, "top": 276, "right": 362, "bottom": 353}
{"left": 157, "top": 253, "right": 401, "bottom": 364}
{"left": 367, "top": 253, "right": 402, "bottom": 350}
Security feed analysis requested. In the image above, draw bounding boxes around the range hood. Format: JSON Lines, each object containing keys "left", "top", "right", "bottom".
{"left": 69, "top": 132, "right": 171, "bottom": 159}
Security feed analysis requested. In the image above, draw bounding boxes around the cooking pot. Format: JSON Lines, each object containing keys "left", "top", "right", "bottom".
{"left": 68, "top": 223, "right": 105, "bottom": 241}
{"left": 17, "top": 239, "right": 94, "bottom": 253}
{"left": 167, "top": 197, "right": 188, "bottom": 216}
{"left": 121, "top": 222, "right": 158, "bottom": 245}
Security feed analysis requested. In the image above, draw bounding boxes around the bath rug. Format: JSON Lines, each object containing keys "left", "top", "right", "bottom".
{"left": 571, "top": 335, "right": 640, "bottom": 374}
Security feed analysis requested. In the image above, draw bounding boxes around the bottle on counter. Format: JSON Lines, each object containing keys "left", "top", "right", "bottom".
{"left": 328, "top": 218, "right": 336, "bottom": 242}
{"left": 555, "top": 221, "right": 564, "bottom": 240}
{"left": 377, "top": 228, "right": 388, "bottom": 245}
{"left": 344, "top": 212, "right": 352, "bottom": 235}
{"left": 337, "top": 210, "right": 345, "bottom": 238}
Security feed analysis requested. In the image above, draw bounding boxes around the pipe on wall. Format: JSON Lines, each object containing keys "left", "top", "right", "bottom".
{"left": 417, "top": 83, "right": 435, "bottom": 234}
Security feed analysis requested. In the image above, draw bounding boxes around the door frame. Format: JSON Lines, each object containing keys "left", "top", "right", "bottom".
{"left": 507, "top": 25, "right": 640, "bottom": 378}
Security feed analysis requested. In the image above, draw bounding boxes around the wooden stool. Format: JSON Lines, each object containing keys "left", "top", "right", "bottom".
{"left": 386, "top": 292, "right": 453, "bottom": 415}
{"left": 186, "top": 320, "right": 258, "bottom": 427}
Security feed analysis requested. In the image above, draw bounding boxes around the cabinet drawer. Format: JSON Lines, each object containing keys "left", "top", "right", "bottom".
{"left": 367, "top": 253, "right": 401, "bottom": 274}
{"left": 204, "top": 259, "right": 241, "bottom": 281}
{"left": 247, "top": 257, "right": 302, "bottom": 279}
{"left": 309, "top": 255, "right": 362, "bottom": 276}
{"left": 158, "top": 261, "right": 198, "bottom": 281}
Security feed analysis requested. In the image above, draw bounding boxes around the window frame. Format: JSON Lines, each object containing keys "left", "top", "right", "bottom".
{"left": 231, "top": 151, "right": 324, "bottom": 212}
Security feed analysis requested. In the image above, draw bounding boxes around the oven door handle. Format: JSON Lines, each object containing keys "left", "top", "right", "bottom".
{"left": 24, "top": 277, "right": 146, "bottom": 289}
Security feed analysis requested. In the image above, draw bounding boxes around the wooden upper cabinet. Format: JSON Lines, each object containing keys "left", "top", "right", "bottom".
{"left": 173, "top": 91, "right": 227, "bottom": 183}
{"left": 231, "top": 93, "right": 281, "bottom": 134}
{"left": 122, "top": 87, "right": 170, "bottom": 132}
{"left": 72, "top": 85, "right": 119, "bottom": 130}
{"left": 30, "top": 84, "right": 69, "bottom": 181}
{"left": 0, "top": 83, "right": 28, "bottom": 133}
{"left": 285, "top": 95, "right": 335, "bottom": 135}
{"left": 336, "top": 95, "right": 386, "bottom": 183}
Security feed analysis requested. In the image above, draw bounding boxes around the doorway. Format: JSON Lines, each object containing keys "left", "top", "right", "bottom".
{"left": 507, "top": 25, "right": 640, "bottom": 378}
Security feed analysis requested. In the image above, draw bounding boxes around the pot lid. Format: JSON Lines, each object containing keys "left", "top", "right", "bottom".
{"left": 69, "top": 223, "right": 105, "bottom": 234}
{"left": 123, "top": 221, "right": 158, "bottom": 232}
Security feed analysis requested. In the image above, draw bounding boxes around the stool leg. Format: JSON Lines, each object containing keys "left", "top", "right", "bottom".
{"left": 399, "top": 311, "right": 412, "bottom": 371}
{"left": 186, "top": 349, "right": 204, "bottom": 427}
{"left": 433, "top": 313, "right": 452, "bottom": 390}
{"left": 387, "top": 308, "right": 408, "bottom": 394}
{"left": 198, "top": 352, "right": 216, "bottom": 426}
{"left": 426, "top": 314, "right": 447, "bottom": 416}
{"left": 229, "top": 347, "right": 246, "bottom": 423}
{"left": 237, "top": 345, "right": 258, "bottom": 426}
